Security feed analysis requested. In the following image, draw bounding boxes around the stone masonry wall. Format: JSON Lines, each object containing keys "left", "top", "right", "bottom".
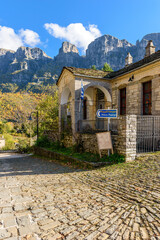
{"left": 112, "top": 116, "right": 126, "bottom": 156}
{"left": 81, "top": 134, "right": 98, "bottom": 154}
{"left": 111, "top": 62, "right": 160, "bottom": 116}
{"left": 44, "top": 115, "right": 137, "bottom": 162}
{"left": 62, "top": 135, "right": 73, "bottom": 148}
{"left": 112, "top": 115, "right": 137, "bottom": 161}
{"left": 125, "top": 115, "right": 137, "bottom": 161}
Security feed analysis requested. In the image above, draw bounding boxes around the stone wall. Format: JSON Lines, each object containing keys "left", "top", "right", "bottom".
{"left": 125, "top": 115, "right": 137, "bottom": 161}
{"left": 43, "top": 115, "right": 137, "bottom": 162}
{"left": 62, "top": 135, "right": 73, "bottom": 148}
{"left": 112, "top": 115, "right": 137, "bottom": 161}
{"left": 111, "top": 61, "right": 160, "bottom": 116}
{"left": 80, "top": 134, "right": 98, "bottom": 154}
{"left": 112, "top": 117, "right": 126, "bottom": 156}
{"left": 76, "top": 117, "right": 137, "bottom": 162}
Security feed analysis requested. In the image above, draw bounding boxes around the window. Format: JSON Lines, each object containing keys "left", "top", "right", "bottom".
{"left": 143, "top": 81, "right": 152, "bottom": 115}
{"left": 83, "top": 98, "right": 87, "bottom": 119}
{"left": 120, "top": 88, "right": 126, "bottom": 115}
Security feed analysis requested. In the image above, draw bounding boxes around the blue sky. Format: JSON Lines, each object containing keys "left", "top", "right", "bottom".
{"left": 0, "top": 0, "right": 160, "bottom": 57}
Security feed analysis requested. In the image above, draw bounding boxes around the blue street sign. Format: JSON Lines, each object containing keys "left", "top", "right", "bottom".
{"left": 96, "top": 109, "right": 117, "bottom": 118}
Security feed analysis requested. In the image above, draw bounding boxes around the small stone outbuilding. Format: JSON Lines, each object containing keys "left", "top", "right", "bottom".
{"left": 57, "top": 67, "right": 112, "bottom": 134}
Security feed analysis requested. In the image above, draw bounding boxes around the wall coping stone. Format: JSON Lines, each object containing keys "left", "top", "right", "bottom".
{"left": 34, "top": 146, "right": 111, "bottom": 168}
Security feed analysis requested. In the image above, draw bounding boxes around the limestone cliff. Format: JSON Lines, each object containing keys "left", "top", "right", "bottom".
{"left": 85, "top": 33, "right": 160, "bottom": 70}
{"left": 0, "top": 33, "right": 160, "bottom": 89}
{"left": 86, "top": 35, "right": 134, "bottom": 70}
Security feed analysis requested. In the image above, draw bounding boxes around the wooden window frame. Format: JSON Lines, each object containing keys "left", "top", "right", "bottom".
{"left": 143, "top": 81, "right": 152, "bottom": 115}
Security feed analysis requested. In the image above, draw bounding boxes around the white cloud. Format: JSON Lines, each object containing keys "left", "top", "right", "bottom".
{"left": 0, "top": 26, "right": 40, "bottom": 51}
{"left": 44, "top": 23, "right": 101, "bottom": 52}
{"left": 19, "top": 29, "right": 40, "bottom": 47}
{"left": 0, "top": 26, "right": 23, "bottom": 51}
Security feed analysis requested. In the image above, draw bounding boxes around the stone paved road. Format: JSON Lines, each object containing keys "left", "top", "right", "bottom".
{"left": 0, "top": 153, "right": 159, "bottom": 240}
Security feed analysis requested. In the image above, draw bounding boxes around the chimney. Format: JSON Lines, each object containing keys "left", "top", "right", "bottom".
{"left": 125, "top": 52, "right": 133, "bottom": 66}
{"left": 145, "top": 40, "right": 156, "bottom": 57}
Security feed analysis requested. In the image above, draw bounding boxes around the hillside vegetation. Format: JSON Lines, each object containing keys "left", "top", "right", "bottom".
{"left": 0, "top": 90, "right": 58, "bottom": 150}
{"left": 0, "top": 92, "right": 44, "bottom": 122}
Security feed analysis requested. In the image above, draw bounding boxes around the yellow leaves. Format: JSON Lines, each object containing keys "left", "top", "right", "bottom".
{"left": 0, "top": 92, "right": 48, "bottom": 122}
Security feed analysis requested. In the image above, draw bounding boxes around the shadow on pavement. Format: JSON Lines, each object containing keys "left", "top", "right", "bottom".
{"left": 0, "top": 154, "right": 85, "bottom": 177}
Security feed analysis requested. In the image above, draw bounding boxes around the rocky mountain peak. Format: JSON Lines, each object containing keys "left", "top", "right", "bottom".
{"left": 15, "top": 46, "right": 51, "bottom": 61}
{"left": 1, "top": 32, "right": 160, "bottom": 89}
{"left": 0, "top": 48, "right": 15, "bottom": 56}
{"left": 59, "top": 41, "right": 79, "bottom": 54}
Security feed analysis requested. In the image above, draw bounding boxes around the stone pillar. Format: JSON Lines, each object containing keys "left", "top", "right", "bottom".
{"left": 112, "top": 116, "right": 126, "bottom": 156}
{"left": 113, "top": 115, "right": 137, "bottom": 162}
{"left": 125, "top": 115, "right": 137, "bottom": 161}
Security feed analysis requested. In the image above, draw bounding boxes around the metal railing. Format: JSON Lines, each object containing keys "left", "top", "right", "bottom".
{"left": 77, "top": 119, "right": 118, "bottom": 134}
{"left": 136, "top": 116, "right": 160, "bottom": 153}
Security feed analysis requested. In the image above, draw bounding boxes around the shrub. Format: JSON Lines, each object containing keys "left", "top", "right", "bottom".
{"left": 36, "top": 136, "right": 52, "bottom": 148}
{"left": 53, "top": 140, "right": 65, "bottom": 150}
{"left": 103, "top": 153, "right": 125, "bottom": 164}
{"left": 17, "top": 139, "right": 30, "bottom": 153}
{"left": 2, "top": 134, "right": 15, "bottom": 150}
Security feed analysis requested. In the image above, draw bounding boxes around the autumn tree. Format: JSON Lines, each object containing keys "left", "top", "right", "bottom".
{"left": 37, "top": 91, "right": 59, "bottom": 133}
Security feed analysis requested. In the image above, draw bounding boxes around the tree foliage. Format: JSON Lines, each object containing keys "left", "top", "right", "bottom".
{"left": 91, "top": 65, "right": 97, "bottom": 70}
{"left": 37, "top": 91, "right": 59, "bottom": 133}
{"left": 0, "top": 92, "right": 47, "bottom": 122}
{"left": 102, "top": 62, "right": 113, "bottom": 72}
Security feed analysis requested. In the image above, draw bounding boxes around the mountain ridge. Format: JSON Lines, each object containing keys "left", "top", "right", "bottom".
{"left": 0, "top": 33, "right": 160, "bottom": 92}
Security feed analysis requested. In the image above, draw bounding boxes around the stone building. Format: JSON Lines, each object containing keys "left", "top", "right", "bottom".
{"left": 57, "top": 67, "right": 112, "bottom": 134}
{"left": 57, "top": 40, "right": 160, "bottom": 161}
{"left": 110, "top": 40, "right": 160, "bottom": 116}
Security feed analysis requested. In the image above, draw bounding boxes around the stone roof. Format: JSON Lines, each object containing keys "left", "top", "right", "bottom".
{"left": 64, "top": 67, "right": 109, "bottom": 78}
{"left": 107, "top": 50, "right": 160, "bottom": 79}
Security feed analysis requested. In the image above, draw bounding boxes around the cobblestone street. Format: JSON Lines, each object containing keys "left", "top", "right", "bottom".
{"left": 0, "top": 153, "right": 159, "bottom": 240}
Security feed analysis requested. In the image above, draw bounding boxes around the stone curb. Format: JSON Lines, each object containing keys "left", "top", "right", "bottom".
{"left": 33, "top": 146, "right": 111, "bottom": 168}
{"left": 0, "top": 149, "right": 19, "bottom": 153}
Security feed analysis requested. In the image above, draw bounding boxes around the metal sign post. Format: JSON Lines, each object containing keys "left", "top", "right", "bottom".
{"left": 96, "top": 109, "right": 117, "bottom": 118}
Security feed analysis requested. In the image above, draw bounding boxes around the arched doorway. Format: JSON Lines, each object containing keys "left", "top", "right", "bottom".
{"left": 79, "top": 85, "right": 111, "bottom": 132}
{"left": 96, "top": 88, "right": 105, "bottom": 130}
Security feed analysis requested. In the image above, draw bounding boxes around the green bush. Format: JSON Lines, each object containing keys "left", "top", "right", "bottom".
{"left": 53, "top": 140, "right": 65, "bottom": 150}
{"left": 17, "top": 138, "right": 30, "bottom": 153}
{"left": 103, "top": 153, "right": 125, "bottom": 163}
{"left": 2, "top": 134, "right": 15, "bottom": 150}
{"left": 36, "top": 136, "right": 52, "bottom": 148}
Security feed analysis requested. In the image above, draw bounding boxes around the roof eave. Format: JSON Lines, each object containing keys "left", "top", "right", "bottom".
{"left": 74, "top": 73, "right": 110, "bottom": 81}
{"left": 111, "top": 58, "right": 160, "bottom": 80}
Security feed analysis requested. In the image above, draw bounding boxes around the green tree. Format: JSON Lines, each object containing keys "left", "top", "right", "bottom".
{"left": 91, "top": 65, "right": 97, "bottom": 70}
{"left": 102, "top": 62, "right": 113, "bottom": 72}
{"left": 0, "top": 121, "right": 14, "bottom": 134}
{"left": 37, "top": 91, "right": 59, "bottom": 134}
